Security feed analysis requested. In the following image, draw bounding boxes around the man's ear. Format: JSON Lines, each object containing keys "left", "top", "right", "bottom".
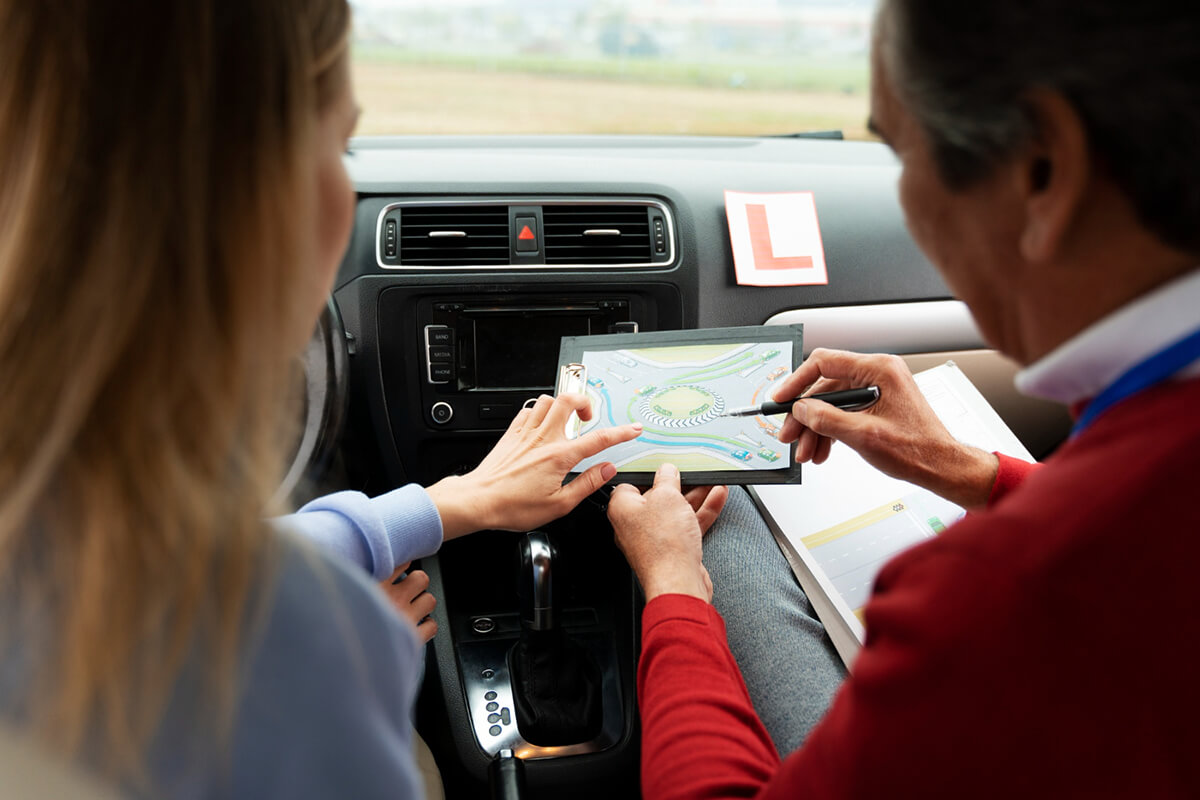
{"left": 1017, "top": 90, "right": 1090, "bottom": 263}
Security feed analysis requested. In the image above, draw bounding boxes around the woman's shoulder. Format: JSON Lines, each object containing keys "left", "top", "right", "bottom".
{"left": 236, "top": 529, "right": 423, "bottom": 726}
{"left": 154, "top": 532, "right": 425, "bottom": 799}
{"left": 258, "top": 529, "right": 421, "bottom": 673}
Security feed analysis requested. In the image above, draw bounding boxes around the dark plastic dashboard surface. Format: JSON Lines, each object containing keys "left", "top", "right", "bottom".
{"left": 336, "top": 135, "right": 949, "bottom": 330}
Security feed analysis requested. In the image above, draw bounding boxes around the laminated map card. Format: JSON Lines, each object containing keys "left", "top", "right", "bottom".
{"left": 556, "top": 325, "right": 803, "bottom": 486}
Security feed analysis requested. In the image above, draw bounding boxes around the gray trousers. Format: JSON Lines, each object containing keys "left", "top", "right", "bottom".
{"left": 702, "top": 486, "right": 846, "bottom": 756}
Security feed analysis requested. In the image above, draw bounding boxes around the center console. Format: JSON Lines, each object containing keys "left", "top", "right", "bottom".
{"left": 376, "top": 284, "right": 682, "bottom": 484}
{"left": 416, "top": 296, "right": 638, "bottom": 430}
{"left": 331, "top": 192, "right": 691, "bottom": 798}
{"left": 345, "top": 281, "right": 683, "bottom": 797}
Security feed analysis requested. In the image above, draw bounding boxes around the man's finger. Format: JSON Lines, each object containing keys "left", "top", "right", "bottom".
{"left": 796, "top": 426, "right": 820, "bottom": 462}
{"left": 695, "top": 485, "right": 729, "bottom": 534}
{"left": 813, "top": 435, "right": 834, "bottom": 465}
{"left": 772, "top": 348, "right": 864, "bottom": 404}
{"left": 683, "top": 484, "right": 715, "bottom": 514}
{"left": 652, "top": 462, "right": 682, "bottom": 493}
{"left": 778, "top": 412, "right": 804, "bottom": 444}
{"left": 606, "top": 482, "right": 643, "bottom": 519}
{"left": 792, "top": 398, "right": 863, "bottom": 442}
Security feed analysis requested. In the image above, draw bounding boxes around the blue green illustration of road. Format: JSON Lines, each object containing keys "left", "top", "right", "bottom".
{"left": 573, "top": 341, "right": 793, "bottom": 473}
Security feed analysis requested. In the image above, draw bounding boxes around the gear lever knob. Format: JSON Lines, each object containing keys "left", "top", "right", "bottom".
{"left": 518, "top": 531, "right": 557, "bottom": 632}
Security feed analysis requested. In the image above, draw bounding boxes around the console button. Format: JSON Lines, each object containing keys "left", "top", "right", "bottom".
{"left": 431, "top": 402, "right": 454, "bottom": 424}
{"left": 425, "top": 325, "right": 454, "bottom": 346}
{"left": 384, "top": 219, "right": 398, "bottom": 258}
{"left": 514, "top": 216, "right": 538, "bottom": 252}
{"left": 428, "top": 363, "right": 453, "bottom": 383}
{"left": 428, "top": 346, "right": 453, "bottom": 363}
{"left": 479, "top": 403, "right": 513, "bottom": 420}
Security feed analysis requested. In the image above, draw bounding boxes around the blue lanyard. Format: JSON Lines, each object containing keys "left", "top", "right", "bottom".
{"left": 1072, "top": 326, "right": 1200, "bottom": 437}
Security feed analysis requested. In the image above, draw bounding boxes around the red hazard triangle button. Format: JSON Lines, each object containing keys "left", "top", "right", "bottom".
{"left": 515, "top": 216, "right": 538, "bottom": 252}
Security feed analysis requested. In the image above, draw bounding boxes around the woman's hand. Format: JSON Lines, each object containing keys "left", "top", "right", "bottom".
{"left": 773, "top": 348, "right": 998, "bottom": 508}
{"left": 607, "top": 464, "right": 728, "bottom": 602}
{"left": 426, "top": 393, "right": 643, "bottom": 539}
{"left": 382, "top": 563, "right": 438, "bottom": 644}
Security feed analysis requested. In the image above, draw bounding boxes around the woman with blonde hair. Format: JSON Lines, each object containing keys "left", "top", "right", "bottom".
{"left": 0, "top": 0, "right": 637, "bottom": 796}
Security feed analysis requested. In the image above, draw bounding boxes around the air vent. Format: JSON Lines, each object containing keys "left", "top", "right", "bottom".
{"left": 399, "top": 205, "right": 509, "bottom": 266}
{"left": 543, "top": 205, "right": 653, "bottom": 265}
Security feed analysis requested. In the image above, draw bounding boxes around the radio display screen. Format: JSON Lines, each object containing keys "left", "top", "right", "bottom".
{"left": 472, "top": 313, "right": 592, "bottom": 390}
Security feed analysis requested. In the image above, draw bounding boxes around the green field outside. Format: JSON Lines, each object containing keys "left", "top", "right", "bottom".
{"left": 351, "top": 49, "right": 873, "bottom": 139}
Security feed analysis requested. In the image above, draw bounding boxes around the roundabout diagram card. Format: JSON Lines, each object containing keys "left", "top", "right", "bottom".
{"left": 557, "top": 325, "right": 803, "bottom": 486}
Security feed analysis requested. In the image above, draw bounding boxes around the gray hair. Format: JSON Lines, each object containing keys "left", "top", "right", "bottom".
{"left": 879, "top": 0, "right": 1200, "bottom": 255}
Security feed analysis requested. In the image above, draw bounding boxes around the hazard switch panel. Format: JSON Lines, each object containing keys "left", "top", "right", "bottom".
{"left": 508, "top": 205, "right": 545, "bottom": 265}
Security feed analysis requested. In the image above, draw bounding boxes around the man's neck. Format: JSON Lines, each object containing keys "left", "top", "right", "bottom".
{"left": 1008, "top": 201, "right": 1197, "bottom": 365}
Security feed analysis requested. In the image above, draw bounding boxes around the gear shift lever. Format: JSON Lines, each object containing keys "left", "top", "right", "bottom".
{"left": 519, "top": 531, "right": 556, "bottom": 631}
{"left": 509, "top": 531, "right": 603, "bottom": 746}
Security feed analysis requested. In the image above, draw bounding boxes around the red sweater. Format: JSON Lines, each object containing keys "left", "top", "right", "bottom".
{"left": 639, "top": 376, "right": 1200, "bottom": 799}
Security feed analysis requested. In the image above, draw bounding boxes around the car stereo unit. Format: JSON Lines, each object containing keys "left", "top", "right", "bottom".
{"left": 415, "top": 296, "right": 638, "bottom": 429}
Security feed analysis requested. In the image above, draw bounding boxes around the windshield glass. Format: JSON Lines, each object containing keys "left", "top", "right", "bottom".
{"left": 350, "top": 0, "right": 873, "bottom": 139}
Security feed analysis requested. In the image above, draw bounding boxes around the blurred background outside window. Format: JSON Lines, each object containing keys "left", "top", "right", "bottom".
{"left": 350, "top": 0, "right": 874, "bottom": 139}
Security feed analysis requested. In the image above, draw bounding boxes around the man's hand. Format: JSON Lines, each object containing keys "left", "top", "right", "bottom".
{"left": 427, "top": 393, "right": 643, "bottom": 539}
{"left": 774, "top": 348, "right": 999, "bottom": 509}
{"left": 607, "top": 464, "right": 728, "bottom": 602}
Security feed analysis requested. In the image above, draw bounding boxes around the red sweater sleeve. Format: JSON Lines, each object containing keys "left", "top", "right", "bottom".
{"left": 638, "top": 594, "right": 780, "bottom": 800}
{"left": 986, "top": 452, "right": 1039, "bottom": 507}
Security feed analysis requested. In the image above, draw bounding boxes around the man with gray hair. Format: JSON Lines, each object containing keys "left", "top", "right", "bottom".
{"left": 608, "top": 0, "right": 1200, "bottom": 796}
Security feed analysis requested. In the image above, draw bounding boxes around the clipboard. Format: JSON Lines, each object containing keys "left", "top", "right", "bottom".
{"left": 556, "top": 325, "right": 803, "bottom": 486}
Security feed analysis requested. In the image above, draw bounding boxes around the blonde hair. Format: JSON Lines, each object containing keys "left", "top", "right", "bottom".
{"left": 0, "top": 0, "right": 350, "bottom": 780}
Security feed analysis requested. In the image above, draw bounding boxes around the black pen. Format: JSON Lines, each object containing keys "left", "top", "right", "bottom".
{"left": 719, "top": 386, "right": 881, "bottom": 418}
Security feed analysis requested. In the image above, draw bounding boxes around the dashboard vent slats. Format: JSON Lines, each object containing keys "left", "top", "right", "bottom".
{"left": 399, "top": 205, "right": 509, "bottom": 266}
{"left": 378, "top": 198, "right": 672, "bottom": 269}
{"left": 543, "top": 205, "right": 652, "bottom": 265}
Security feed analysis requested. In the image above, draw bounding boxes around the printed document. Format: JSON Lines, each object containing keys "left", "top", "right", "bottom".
{"left": 749, "top": 361, "right": 1034, "bottom": 668}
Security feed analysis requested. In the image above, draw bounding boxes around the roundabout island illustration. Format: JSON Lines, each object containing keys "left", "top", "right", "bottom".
{"left": 571, "top": 341, "right": 793, "bottom": 475}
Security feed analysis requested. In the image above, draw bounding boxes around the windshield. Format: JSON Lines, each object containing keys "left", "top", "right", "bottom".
{"left": 350, "top": 0, "right": 873, "bottom": 139}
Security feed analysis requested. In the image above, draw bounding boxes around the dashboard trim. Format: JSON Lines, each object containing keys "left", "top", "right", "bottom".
{"left": 766, "top": 299, "right": 985, "bottom": 356}
{"left": 373, "top": 196, "right": 677, "bottom": 271}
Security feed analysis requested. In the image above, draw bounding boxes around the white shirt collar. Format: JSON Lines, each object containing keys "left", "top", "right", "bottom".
{"left": 1015, "top": 267, "right": 1200, "bottom": 405}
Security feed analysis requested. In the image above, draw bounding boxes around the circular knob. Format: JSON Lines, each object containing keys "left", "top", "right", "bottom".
{"left": 431, "top": 401, "right": 454, "bottom": 424}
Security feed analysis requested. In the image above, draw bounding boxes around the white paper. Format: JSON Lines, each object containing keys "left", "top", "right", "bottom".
{"left": 750, "top": 362, "right": 1035, "bottom": 668}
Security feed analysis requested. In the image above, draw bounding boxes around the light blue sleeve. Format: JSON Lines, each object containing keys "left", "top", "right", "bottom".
{"left": 223, "top": 540, "right": 427, "bottom": 800}
{"left": 276, "top": 485, "right": 444, "bottom": 581}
